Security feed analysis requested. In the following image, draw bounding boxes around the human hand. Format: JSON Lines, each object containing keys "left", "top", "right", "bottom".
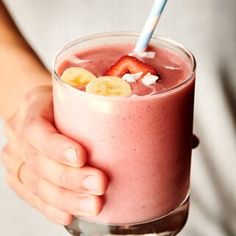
{"left": 0, "top": 86, "right": 108, "bottom": 225}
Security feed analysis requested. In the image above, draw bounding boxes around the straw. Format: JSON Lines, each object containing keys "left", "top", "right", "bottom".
{"left": 134, "top": 0, "right": 168, "bottom": 53}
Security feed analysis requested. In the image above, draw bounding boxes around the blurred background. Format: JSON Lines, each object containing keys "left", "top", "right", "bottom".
{"left": 0, "top": 0, "right": 235, "bottom": 235}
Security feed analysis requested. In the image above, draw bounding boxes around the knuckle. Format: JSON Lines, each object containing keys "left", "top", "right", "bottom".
{"left": 20, "top": 98, "right": 37, "bottom": 122}
{"left": 0, "top": 145, "right": 9, "bottom": 164}
{"left": 25, "top": 148, "right": 40, "bottom": 173}
{"left": 22, "top": 87, "right": 52, "bottom": 116}
{"left": 55, "top": 188, "right": 67, "bottom": 207}
{"left": 28, "top": 176, "right": 40, "bottom": 196}
{"left": 22, "top": 115, "right": 40, "bottom": 142}
{"left": 22, "top": 90, "right": 38, "bottom": 108}
{"left": 23, "top": 115, "right": 37, "bottom": 131}
{"left": 23, "top": 87, "right": 50, "bottom": 103}
{"left": 58, "top": 167, "right": 71, "bottom": 188}
{"left": 3, "top": 120, "right": 15, "bottom": 139}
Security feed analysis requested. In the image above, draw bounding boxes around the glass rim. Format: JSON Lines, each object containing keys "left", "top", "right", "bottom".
{"left": 52, "top": 31, "right": 196, "bottom": 100}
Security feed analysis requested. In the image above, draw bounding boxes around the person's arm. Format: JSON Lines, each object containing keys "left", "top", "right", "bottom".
{"left": 0, "top": 1, "right": 108, "bottom": 225}
{"left": 0, "top": 0, "right": 50, "bottom": 118}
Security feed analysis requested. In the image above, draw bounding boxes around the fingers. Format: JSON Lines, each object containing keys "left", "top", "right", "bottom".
{"left": 6, "top": 172, "right": 73, "bottom": 225}
{"left": 3, "top": 143, "right": 108, "bottom": 195}
{"left": 19, "top": 165, "right": 103, "bottom": 217}
{"left": 23, "top": 116, "right": 87, "bottom": 167}
{"left": 24, "top": 148, "right": 108, "bottom": 195}
{"left": 1, "top": 87, "right": 108, "bottom": 225}
{"left": 4, "top": 88, "right": 87, "bottom": 167}
{"left": 3, "top": 116, "right": 21, "bottom": 144}
{"left": 2, "top": 144, "right": 106, "bottom": 220}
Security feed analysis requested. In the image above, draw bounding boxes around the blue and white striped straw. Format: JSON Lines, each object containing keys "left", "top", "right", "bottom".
{"left": 134, "top": 0, "right": 168, "bottom": 53}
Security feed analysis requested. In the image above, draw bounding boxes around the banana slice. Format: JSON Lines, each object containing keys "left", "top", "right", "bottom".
{"left": 86, "top": 76, "right": 132, "bottom": 97}
{"left": 61, "top": 67, "right": 96, "bottom": 87}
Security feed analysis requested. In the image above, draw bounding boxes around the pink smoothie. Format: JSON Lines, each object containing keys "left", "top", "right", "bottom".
{"left": 53, "top": 38, "right": 195, "bottom": 224}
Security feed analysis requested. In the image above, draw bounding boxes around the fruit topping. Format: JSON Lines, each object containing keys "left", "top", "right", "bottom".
{"left": 86, "top": 76, "right": 132, "bottom": 97}
{"left": 61, "top": 67, "right": 96, "bottom": 87}
{"left": 104, "top": 55, "right": 157, "bottom": 77}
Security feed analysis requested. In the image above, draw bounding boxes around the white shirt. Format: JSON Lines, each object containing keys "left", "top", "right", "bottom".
{"left": 0, "top": 0, "right": 236, "bottom": 235}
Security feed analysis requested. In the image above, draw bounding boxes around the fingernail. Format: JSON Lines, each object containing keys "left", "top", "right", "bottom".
{"left": 83, "top": 175, "right": 99, "bottom": 192}
{"left": 64, "top": 147, "right": 78, "bottom": 163}
{"left": 79, "top": 197, "right": 94, "bottom": 213}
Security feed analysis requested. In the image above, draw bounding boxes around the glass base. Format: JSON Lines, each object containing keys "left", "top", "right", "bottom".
{"left": 65, "top": 196, "right": 189, "bottom": 236}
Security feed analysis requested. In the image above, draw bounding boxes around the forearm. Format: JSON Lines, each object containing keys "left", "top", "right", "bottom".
{"left": 0, "top": 1, "right": 51, "bottom": 119}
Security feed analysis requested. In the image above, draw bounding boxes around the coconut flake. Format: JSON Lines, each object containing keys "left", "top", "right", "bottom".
{"left": 141, "top": 73, "right": 159, "bottom": 86}
{"left": 122, "top": 72, "right": 143, "bottom": 83}
{"left": 129, "top": 51, "right": 156, "bottom": 59}
{"left": 163, "top": 65, "right": 181, "bottom": 71}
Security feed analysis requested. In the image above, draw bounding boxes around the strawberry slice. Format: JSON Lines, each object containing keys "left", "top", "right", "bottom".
{"left": 104, "top": 55, "right": 157, "bottom": 77}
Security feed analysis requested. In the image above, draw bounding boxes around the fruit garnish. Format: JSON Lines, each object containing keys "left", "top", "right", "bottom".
{"left": 104, "top": 55, "right": 157, "bottom": 77}
{"left": 86, "top": 76, "right": 132, "bottom": 97}
{"left": 61, "top": 67, "right": 96, "bottom": 87}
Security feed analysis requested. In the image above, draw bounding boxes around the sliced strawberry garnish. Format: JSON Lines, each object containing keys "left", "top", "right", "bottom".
{"left": 104, "top": 55, "right": 157, "bottom": 77}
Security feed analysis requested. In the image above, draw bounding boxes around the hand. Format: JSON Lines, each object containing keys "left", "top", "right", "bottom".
{"left": 0, "top": 86, "right": 108, "bottom": 225}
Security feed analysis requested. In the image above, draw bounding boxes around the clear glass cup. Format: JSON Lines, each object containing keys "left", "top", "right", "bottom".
{"left": 52, "top": 32, "right": 196, "bottom": 236}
